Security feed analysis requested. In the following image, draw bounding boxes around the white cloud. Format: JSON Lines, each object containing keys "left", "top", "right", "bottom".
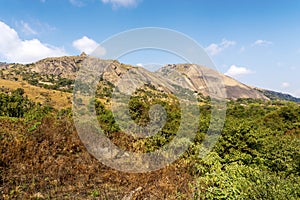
{"left": 225, "top": 65, "right": 254, "bottom": 78}
{"left": 252, "top": 39, "right": 273, "bottom": 46}
{"left": 0, "top": 21, "right": 67, "bottom": 64}
{"left": 205, "top": 39, "right": 236, "bottom": 56}
{"left": 281, "top": 82, "right": 290, "bottom": 88}
{"left": 20, "top": 21, "right": 37, "bottom": 35}
{"left": 101, "top": 0, "right": 141, "bottom": 8}
{"left": 136, "top": 63, "right": 143, "bottom": 67}
{"left": 293, "top": 89, "right": 300, "bottom": 98}
{"left": 72, "top": 36, "right": 102, "bottom": 54}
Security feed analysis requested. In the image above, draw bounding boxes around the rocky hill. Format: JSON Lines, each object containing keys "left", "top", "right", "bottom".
{"left": 157, "top": 64, "right": 268, "bottom": 100}
{"left": 1, "top": 54, "right": 299, "bottom": 102}
{"left": 257, "top": 89, "right": 300, "bottom": 102}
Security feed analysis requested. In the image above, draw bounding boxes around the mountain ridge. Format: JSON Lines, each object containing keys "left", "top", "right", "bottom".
{"left": 1, "top": 54, "right": 299, "bottom": 102}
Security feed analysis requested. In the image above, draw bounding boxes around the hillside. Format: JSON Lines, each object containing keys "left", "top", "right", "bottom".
{"left": 1, "top": 55, "right": 300, "bottom": 199}
{"left": 157, "top": 64, "right": 268, "bottom": 100}
{"left": 2, "top": 54, "right": 300, "bottom": 103}
{"left": 1, "top": 87, "right": 299, "bottom": 199}
{"left": 0, "top": 54, "right": 272, "bottom": 102}
{"left": 3, "top": 54, "right": 300, "bottom": 104}
{"left": 258, "top": 89, "right": 300, "bottom": 102}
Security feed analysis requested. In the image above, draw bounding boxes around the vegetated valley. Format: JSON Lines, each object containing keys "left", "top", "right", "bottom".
{"left": 0, "top": 54, "right": 299, "bottom": 199}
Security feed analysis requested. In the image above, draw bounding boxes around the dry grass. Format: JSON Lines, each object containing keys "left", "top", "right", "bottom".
{"left": 0, "top": 78, "right": 195, "bottom": 199}
{"left": 0, "top": 116, "right": 194, "bottom": 199}
{"left": 0, "top": 79, "right": 72, "bottom": 109}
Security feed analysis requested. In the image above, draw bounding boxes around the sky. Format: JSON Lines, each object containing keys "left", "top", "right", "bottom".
{"left": 0, "top": 0, "right": 300, "bottom": 97}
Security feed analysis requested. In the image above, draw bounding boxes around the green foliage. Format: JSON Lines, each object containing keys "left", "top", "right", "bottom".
{"left": 0, "top": 88, "right": 35, "bottom": 117}
{"left": 95, "top": 99, "right": 120, "bottom": 135}
{"left": 191, "top": 100, "right": 300, "bottom": 199}
{"left": 1, "top": 85, "right": 299, "bottom": 199}
{"left": 127, "top": 90, "right": 182, "bottom": 152}
{"left": 23, "top": 104, "right": 53, "bottom": 122}
{"left": 90, "top": 190, "right": 100, "bottom": 197}
{"left": 91, "top": 92, "right": 300, "bottom": 199}
{"left": 28, "top": 121, "right": 42, "bottom": 132}
{"left": 194, "top": 159, "right": 300, "bottom": 199}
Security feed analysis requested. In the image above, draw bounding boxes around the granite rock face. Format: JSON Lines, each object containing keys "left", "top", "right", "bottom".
{"left": 157, "top": 64, "right": 268, "bottom": 100}
{"left": 1, "top": 54, "right": 270, "bottom": 100}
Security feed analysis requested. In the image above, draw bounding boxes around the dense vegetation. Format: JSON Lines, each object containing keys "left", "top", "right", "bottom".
{"left": 0, "top": 88, "right": 34, "bottom": 117}
{"left": 1, "top": 88, "right": 300, "bottom": 199}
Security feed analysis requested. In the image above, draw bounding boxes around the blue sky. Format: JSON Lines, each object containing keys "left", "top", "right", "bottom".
{"left": 0, "top": 0, "right": 300, "bottom": 97}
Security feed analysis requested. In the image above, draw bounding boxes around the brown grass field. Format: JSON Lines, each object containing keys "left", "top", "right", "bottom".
{"left": 0, "top": 79, "right": 72, "bottom": 109}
